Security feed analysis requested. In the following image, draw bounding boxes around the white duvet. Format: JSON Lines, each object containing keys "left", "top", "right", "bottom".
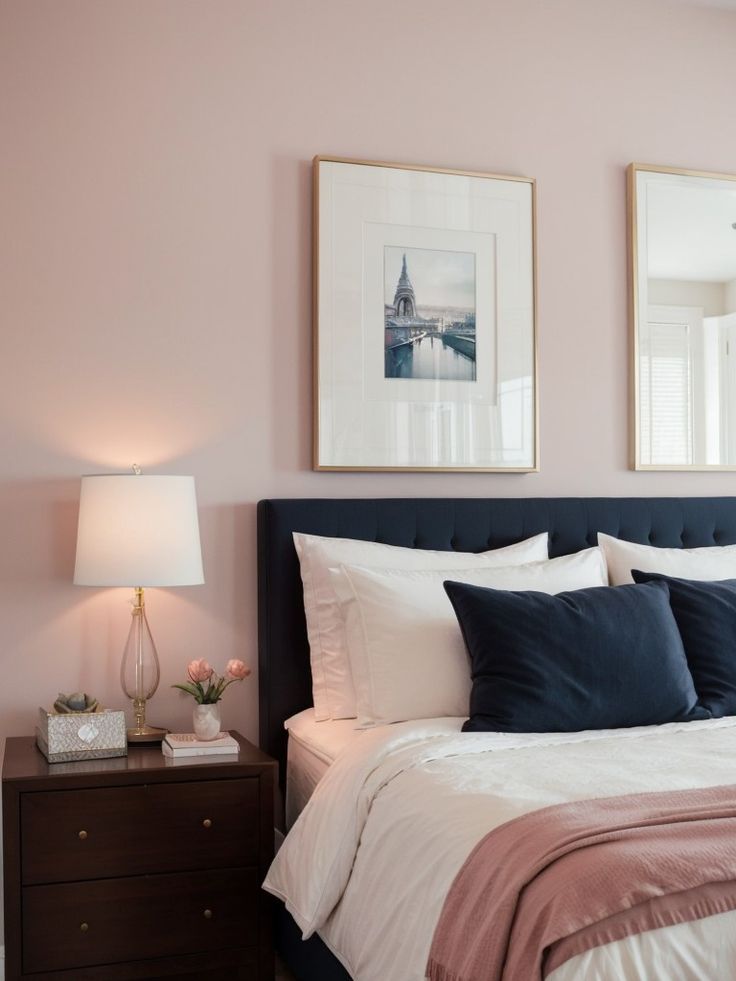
{"left": 264, "top": 716, "right": 736, "bottom": 981}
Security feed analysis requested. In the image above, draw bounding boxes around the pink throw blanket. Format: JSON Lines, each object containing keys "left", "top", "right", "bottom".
{"left": 427, "top": 784, "right": 736, "bottom": 981}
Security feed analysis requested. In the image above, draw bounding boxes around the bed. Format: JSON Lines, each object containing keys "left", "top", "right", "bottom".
{"left": 257, "top": 497, "right": 736, "bottom": 981}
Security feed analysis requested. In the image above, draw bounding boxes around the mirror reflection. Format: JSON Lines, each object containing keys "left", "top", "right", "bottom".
{"left": 631, "top": 165, "right": 736, "bottom": 469}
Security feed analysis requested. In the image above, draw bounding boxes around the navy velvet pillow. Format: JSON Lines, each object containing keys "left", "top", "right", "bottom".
{"left": 631, "top": 571, "right": 736, "bottom": 718}
{"left": 444, "top": 579, "right": 706, "bottom": 733}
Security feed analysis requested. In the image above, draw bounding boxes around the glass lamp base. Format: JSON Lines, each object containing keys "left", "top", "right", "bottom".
{"left": 122, "top": 591, "right": 167, "bottom": 745}
{"left": 127, "top": 723, "right": 168, "bottom": 744}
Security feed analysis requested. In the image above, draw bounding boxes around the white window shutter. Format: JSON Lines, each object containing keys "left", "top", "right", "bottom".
{"left": 640, "top": 320, "right": 693, "bottom": 466}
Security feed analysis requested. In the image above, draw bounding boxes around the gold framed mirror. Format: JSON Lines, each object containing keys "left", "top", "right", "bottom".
{"left": 629, "top": 163, "right": 736, "bottom": 470}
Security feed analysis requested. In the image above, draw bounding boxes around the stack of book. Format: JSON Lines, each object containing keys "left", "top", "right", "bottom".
{"left": 162, "top": 732, "right": 240, "bottom": 758}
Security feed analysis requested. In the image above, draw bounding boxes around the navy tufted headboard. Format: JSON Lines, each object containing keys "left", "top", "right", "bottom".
{"left": 257, "top": 497, "right": 736, "bottom": 787}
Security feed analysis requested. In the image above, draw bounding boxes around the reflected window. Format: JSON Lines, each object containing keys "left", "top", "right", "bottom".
{"left": 640, "top": 314, "right": 694, "bottom": 466}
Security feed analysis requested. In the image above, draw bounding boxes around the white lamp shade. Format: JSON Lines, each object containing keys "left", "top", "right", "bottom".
{"left": 74, "top": 475, "right": 204, "bottom": 587}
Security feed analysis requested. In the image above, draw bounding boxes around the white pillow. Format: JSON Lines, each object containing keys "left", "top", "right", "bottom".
{"left": 293, "top": 531, "right": 549, "bottom": 720}
{"left": 597, "top": 532, "right": 736, "bottom": 586}
{"left": 331, "top": 548, "right": 607, "bottom": 728}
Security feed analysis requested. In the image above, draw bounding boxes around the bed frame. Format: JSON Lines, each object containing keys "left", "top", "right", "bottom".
{"left": 257, "top": 495, "right": 736, "bottom": 980}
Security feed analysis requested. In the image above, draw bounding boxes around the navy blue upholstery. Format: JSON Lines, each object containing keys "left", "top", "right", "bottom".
{"left": 257, "top": 496, "right": 736, "bottom": 786}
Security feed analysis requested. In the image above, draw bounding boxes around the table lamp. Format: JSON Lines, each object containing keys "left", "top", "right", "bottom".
{"left": 74, "top": 468, "right": 204, "bottom": 742}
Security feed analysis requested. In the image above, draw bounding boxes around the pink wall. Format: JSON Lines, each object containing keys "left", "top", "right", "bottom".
{"left": 1, "top": 0, "right": 736, "bottom": 943}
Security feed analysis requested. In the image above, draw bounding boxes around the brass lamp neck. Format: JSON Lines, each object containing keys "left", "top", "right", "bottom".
{"left": 132, "top": 587, "right": 145, "bottom": 612}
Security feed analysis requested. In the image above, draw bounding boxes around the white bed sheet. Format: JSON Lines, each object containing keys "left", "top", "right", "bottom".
{"left": 284, "top": 709, "right": 362, "bottom": 829}
{"left": 266, "top": 716, "right": 736, "bottom": 981}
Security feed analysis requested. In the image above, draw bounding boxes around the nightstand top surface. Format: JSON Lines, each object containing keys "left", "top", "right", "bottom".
{"left": 2, "top": 730, "right": 276, "bottom": 787}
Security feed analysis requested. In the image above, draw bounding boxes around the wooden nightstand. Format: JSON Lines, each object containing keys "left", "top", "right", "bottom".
{"left": 2, "top": 731, "right": 276, "bottom": 981}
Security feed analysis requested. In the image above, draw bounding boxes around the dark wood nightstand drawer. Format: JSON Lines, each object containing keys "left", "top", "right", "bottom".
{"left": 4, "top": 733, "right": 275, "bottom": 981}
{"left": 21, "top": 777, "right": 259, "bottom": 884}
{"left": 22, "top": 867, "right": 258, "bottom": 974}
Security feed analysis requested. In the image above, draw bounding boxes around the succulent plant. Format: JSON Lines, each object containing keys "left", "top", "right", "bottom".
{"left": 53, "top": 692, "right": 100, "bottom": 714}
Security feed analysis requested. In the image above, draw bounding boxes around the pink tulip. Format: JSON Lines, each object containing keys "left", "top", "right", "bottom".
{"left": 226, "top": 659, "right": 251, "bottom": 680}
{"left": 188, "top": 658, "right": 213, "bottom": 683}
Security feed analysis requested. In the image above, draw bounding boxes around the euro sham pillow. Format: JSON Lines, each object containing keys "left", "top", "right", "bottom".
{"left": 330, "top": 548, "right": 606, "bottom": 728}
{"left": 444, "top": 579, "right": 705, "bottom": 733}
{"left": 293, "top": 531, "right": 549, "bottom": 720}
{"left": 598, "top": 532, "right": 736, "bottom": 586}
{"left": 632, "top": 570, "right": 736, "bottom": 718}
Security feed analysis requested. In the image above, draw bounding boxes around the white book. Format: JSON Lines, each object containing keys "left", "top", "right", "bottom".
{"left": 162, "top": 732, "right": 239, "bottom": 757}
{"left": 163, "top": 751, "right": 240, "bottom": 765}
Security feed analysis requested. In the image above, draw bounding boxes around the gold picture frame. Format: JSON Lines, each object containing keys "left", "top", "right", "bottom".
{"left": 313, "top": 156, "right": 539, "bottom": 472}
{"left": 629, "top": 162, "right": 736, "bottom": 470}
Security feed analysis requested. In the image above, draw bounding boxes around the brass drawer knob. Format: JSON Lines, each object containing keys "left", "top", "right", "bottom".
{"left": 80, "top": 922, "right": 89, "bottom": 933}
{"left": 203, "top": 909, "right": 213, "bottom": 920}
{"left": 78, "top": 830, "right": 88, "bottom": 840}
{"left": 202, "top": 818, "right": 212, "bottom": 829}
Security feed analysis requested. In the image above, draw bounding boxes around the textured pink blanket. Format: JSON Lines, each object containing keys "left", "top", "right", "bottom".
{"left": 427, "top": 784, "right": 736, "bottom": 981}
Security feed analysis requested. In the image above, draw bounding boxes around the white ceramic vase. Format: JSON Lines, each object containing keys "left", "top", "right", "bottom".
{"left": 193, "top": 702, "right": 221, "bottom": 741}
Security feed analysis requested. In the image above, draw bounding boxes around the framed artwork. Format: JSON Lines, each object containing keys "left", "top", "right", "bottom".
{"left": 313, "top": 156, "right": 538, "bottom": 471}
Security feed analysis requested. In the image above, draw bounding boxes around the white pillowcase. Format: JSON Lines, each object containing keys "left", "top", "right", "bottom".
{"left": 293, "top": 531, "right": 549, "bottom": 720}
{"left": 597, "top": 532, "right": 736, "bottom": 586}
{"left": 331, "top": 548, "right": 607, "bottom": 728}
